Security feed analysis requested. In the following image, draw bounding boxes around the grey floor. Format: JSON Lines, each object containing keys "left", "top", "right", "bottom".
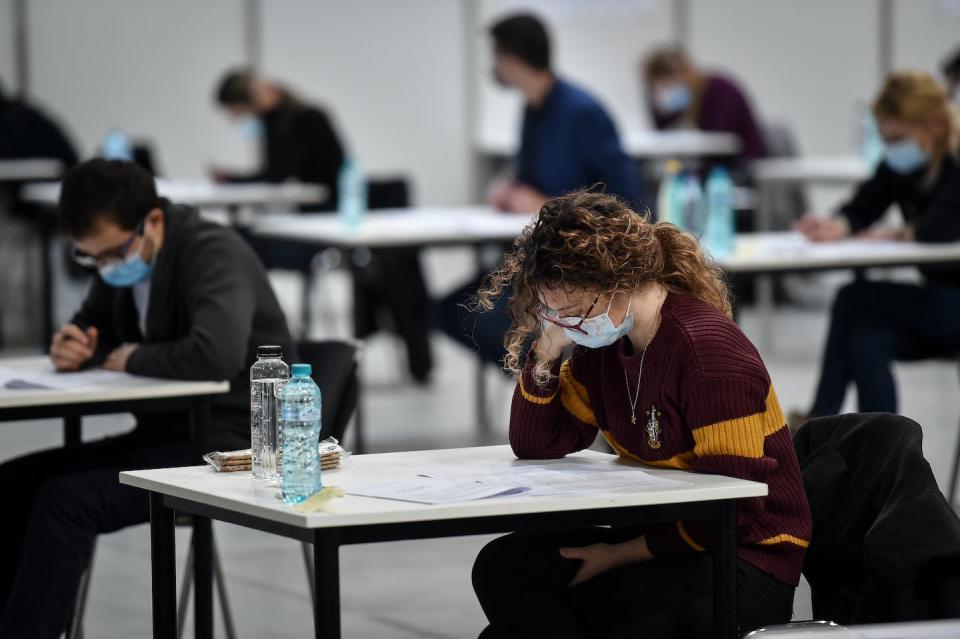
{"left": 3, "top": 247, "right": 960, "bottom": 638}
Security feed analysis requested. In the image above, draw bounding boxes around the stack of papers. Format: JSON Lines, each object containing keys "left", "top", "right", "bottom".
{"left": 347, "top": 458, "right": 689, "bottom": 505}
{"left": 0, "top": 365, "right": 130, "bottom": 391}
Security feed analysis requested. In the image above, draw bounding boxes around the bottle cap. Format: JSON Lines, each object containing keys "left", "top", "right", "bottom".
{"left": 257, "top": 345, "right": 283, "bottom": 358}
{"left": 291, "top": 363, "right": 312, "bottom": 377}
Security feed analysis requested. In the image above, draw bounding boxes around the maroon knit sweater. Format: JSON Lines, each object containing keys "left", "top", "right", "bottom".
{"left": 511, "top": 292, "right": 812, "bottom": 586}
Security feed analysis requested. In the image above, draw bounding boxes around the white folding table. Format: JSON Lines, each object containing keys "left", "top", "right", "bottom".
{"left": 121, "top": 445, "right": 767, "bottom": 639}
{"left": 0, "top": 355, "right": 230, "bottom": 637}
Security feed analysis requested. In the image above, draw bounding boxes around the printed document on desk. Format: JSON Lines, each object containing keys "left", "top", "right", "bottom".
{"left": 347, "top": 457, "right": 690, "bottom": 504}
{"left": 0, "top": 365, "right": 131, "bottom": 391}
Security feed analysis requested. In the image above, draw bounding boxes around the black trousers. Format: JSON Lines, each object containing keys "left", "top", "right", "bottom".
{"left": 436, "top": 273, "right": 513, "bottom": 368}
{"left": 472, "top": 528, "right": 795, "bottom": 639}
{"left": 0, "top": 429, "right": 191, "bottom": 639}
{"left": 810, "top": 280, "right": 960, "bottom": 416}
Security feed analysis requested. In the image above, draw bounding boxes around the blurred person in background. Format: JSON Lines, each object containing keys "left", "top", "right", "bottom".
{"left": 793, "top": 71, "right": 960, "bottom": 424}
{"left": 214, "top": 69, "right": 433, "bottom": 381}
{"left": 642, "top": 46, "right": 767, "bottom": 169}
{"left": 943, "top": 44, "right": 960, "bottom": 101}
{"left": 439, "top": 13, "right": 643, "bottom": 367}
{"left": 0, "top": 159, "right": 294, "bottom": 638}
{"left": 214, "top": 68, "right": 344, "bottom": 205}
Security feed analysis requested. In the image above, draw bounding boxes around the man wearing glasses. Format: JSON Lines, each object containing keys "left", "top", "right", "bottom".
{"left": 0, "top": 159, "right": 294, "bottom": 638}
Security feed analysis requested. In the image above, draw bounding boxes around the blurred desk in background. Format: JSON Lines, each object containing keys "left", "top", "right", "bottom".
{"left": 19, "top": 179, "right": 327, "bottom": 349}
{"left": 718, "top": 232, "right": 960, "bottom": 350}
{"left": 253, "top": 206, "right": 531, "bottom": 439}
{"left": 0, "top": 158, "right": 64, "bottom": 182}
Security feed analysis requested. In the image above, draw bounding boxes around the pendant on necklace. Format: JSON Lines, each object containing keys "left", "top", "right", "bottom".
{"left": 630, "top": 412, "right": 637, "bottom": 425}
{"left": 645, "top": 405, "right": 662, "bottom": 449}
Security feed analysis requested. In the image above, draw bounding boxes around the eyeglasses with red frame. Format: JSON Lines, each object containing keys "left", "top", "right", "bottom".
{"left": 535, "top": 295, "right": 600, "bottom": 336}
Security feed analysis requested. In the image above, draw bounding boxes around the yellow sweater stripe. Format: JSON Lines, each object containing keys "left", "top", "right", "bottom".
{"left": 518, "top": 374, "right": 556, "bottom": 405}
{"left": 559, "top": 360, "right": 598, "bottom": 427}
{"left": 602, "top": 430, "right": 696, "bottom": 469}
{"left": 691, "top": 385, "right": 786, "bottom": 460}
{"left": 677, "top": 521, "right": 706, "bottom": 552}
{"left": 756, "top": 534, "right": 810, "bottom": 548}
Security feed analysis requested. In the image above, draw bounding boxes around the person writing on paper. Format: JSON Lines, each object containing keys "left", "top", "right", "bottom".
{"left": 440, "top": 13, "right": 643, "bottom": 367}
{"left": 0, "top": 159, "right": 294, "bottom": 639}
{"left": 469, "top": 191, "right": 811, "bottom": 638}
{"left": 793, "top": 71, "right": 960, "bottom": 421}
{"left": 213, "top": 68, "right": 345, "bottom": 207}
{"left": 642, "top": 46, "right": 767, "bottom": 167}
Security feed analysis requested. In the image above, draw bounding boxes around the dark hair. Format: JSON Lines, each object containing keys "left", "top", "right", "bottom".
{"left": 643, "top": 45, "right": 690, "bottom": 83}
{"left": 490, "top": 13, "right": 550, "bottom": 71}
{"left": 59, "top": 159, "right": 159, "bottom": 237}
{"left": 216, "top": 68, "right": 256, "bottom": 106}
{"left": 943, "top": 45, "right": 960, "bottom": 81}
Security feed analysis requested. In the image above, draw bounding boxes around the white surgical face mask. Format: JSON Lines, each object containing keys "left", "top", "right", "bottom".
{"left": 563, "top": 294, "right": 633, "bottom": 349}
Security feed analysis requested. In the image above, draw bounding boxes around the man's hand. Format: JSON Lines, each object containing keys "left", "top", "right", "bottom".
{"left": 503, "top": 184, "right": 548, "bottom": 214}
{"left": 50, "top": 324, "right": 98, "bottom": 372}
{"left": 793, "top": 214, "right": 850, "bottom": 242}
{"left": 102, "top": 343, "right": 139, "bottom": 372}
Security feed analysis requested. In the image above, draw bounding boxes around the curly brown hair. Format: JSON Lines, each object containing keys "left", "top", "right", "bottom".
{"left": 475, "top": 190, "right": 732, "bottom": 383}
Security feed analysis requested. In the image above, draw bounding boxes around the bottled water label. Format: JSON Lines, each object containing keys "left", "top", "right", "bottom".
{"left": 251, "top": 378, "right": 286, "bottom": 480}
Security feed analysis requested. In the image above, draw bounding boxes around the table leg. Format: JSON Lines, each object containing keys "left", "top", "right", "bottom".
{"left": 193, "top": 517, "right": 214, "bottom": 639}
{"left": 189, "top": 396, "right": 212, "bottom": 462}
{"left": 473, "top": 245, "right": 491, "bottom": 440}
{"left": 713, "top": 500, "right": 738, "bottom": 639}
{"left": 150, "top": 493, "right": 176, "bottom": 639}
{"left": 40, "top": 222, "right": 55, "bottom": 350}
{"left": 313, "top": 530, "right": 341, "bottom": 639}
{"left": 63, "top": 415, "right": 82, "bottom": 447}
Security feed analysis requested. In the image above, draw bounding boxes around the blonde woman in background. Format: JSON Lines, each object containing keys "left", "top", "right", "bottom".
{"left": 795, "top": 71, "right": 960, "bottom": 419}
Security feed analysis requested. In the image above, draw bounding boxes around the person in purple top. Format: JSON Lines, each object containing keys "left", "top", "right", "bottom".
{"left": 642, "top": 46, "right": 767, "bottom": 166}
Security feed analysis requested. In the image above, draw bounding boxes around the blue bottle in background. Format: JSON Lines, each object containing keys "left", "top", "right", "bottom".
{"left": 279, "top": 364, "right": 323, "bottom": 504}
{"left": 679, "top": 170, "right": 707, "bottom": 237}
{"left": 703, "top": 166, "right": 736, "bottom": 259}
{"left": 338, "top": 156, "right": 367, "bottom": 233}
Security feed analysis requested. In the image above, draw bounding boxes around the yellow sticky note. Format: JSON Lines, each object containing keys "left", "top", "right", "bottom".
{"left": 291, "top": 486, "right": 346, "bottom": 513}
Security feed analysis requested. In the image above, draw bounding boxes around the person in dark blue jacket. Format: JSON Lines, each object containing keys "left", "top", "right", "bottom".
{"left": 440, "top": 13, "right": 643, "bottom": 366}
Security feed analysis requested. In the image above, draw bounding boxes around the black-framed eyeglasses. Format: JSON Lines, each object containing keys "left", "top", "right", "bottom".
{"left": 70, "top": 222, "right": 144, "bottom": 269}
{"left": 535, "top": 295, "right": 600, "bottom": 336}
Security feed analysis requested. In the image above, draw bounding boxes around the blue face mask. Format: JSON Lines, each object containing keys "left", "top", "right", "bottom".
{"left": 655, "top": 84, "right": 692, "bottom": 115}
{"left": 884, "top": 138, "right": 928, "bottom": 174}
{"left": 235, "top": 115, "right": 263, "bottom": 139}
{"left": 99, "top": 244, "right": 153, "bottom": 287}
{"left": 563, "top": 295, "right": 634, "bottom": 349}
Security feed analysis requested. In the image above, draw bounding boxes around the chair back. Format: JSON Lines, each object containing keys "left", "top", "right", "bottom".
{"left": 296, "top": 340, "right": 360, "bottom": 442}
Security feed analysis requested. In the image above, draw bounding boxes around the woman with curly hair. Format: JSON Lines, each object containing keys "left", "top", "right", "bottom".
{"left": 470, "top": 191, "right": 811, "bottom": 639}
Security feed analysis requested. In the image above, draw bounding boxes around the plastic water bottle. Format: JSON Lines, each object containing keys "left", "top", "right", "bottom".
{"left": 338, "top": 156, "right": 367, "bottom": 233}
{"left": 101, "top": 129, "right": 134, "bottom": 161}
{"left": 679, "top": 171, "right": 707, "bottom": 237}
{"left": 250, "top": 346, "right": 290, "bottom": 480}
{"left": 858, "top": 106, "right": 884, "bottom": 169}
{"left": 280, "top": 364, "right": 323, "bottom": 504}
{"left": 703, "top": 166, "right": 736, "bottom": 259}
{"left": 657, "top": 160, "right": 684, "bottom": 227}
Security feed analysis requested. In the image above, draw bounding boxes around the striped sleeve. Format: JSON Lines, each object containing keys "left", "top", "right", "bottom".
{"left": 644, "top": 370, "right": 810, "bottom": 559}
{"left": 509, "top": 351, "right": 599, "bottom": 459}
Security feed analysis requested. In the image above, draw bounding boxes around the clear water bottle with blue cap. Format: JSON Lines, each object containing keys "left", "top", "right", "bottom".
{"left": 279, "top": 364, "right": 323, "bottom": 504}
{"left": 338, "top": 156, "right": 367, "bottom": 233}
{"left": 703, "top": 166, "right": 736, "bottom": 259}
{"left": 657, "top": 160, "right": 685, "bottom": 228}
{"left": 101, "top": 129, "right": 134, "bottom": 161}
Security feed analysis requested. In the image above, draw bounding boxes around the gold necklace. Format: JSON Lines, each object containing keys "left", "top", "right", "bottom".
{"left": 623, "top": 289, "right": 665, "bottom": 426}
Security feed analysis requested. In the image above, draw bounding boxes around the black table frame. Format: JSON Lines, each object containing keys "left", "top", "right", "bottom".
{"left": 145, "top": 490, "right": 741, "bottom": 639}
{"left": 0, "top": 393, "right": 217, "bottom": 637}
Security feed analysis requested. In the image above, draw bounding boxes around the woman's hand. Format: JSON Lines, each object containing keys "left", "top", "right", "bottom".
{"left": 560, "top": 535, "right": 654, "bottom": 587}
{"left": 534, "top": 322, "right": 572, "bottom": 365}
{"left": 50, "top": 324, "right": 98, "bottom": 372}
{"left": 794, "top": 214, "right": 850, "bottom": 242}
{"left": 560, "top": 543, "right": 625, "bottom": 587}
